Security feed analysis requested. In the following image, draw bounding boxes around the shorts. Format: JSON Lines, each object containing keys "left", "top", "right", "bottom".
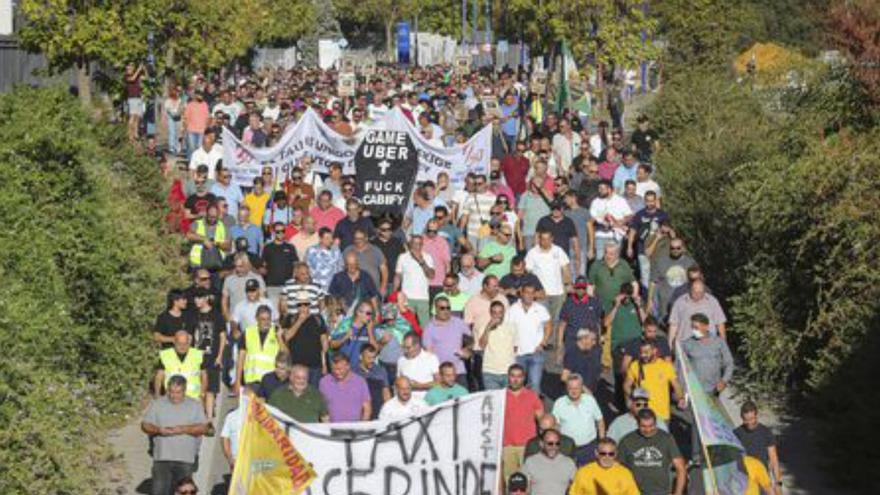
{"left": 127, "top": 97, "right": 145, "bottom": 117}
{"left": 205, "top": 366, "right": 221, "bottom": 394}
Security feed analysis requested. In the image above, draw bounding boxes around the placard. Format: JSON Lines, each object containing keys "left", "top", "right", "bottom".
{"left": 354, "top": 130, "right": 419, "bottom": 214}
{"left": 531, "top": 69, "right": 547, "bottom": 95}
{"left": 481, "top": 96, "right": 502, "bottom": 118}
{"left": 338, "top": 73, "right": 356, "bottom": 97}
{"left": 454, "top": 55, "right": 470, "bottom": 75}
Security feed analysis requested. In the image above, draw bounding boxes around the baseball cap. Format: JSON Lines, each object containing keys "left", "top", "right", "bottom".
{"left": 507, "top": 472, "right": 528, "bottom": 493}
{"left": 574, "top": 276, "right": 588, "bottom": 289}
{"left": 245, "top": 279, "right": 260, "bottom": 291}
{"left": 631, "top": 387, "right": 650, "bottom": 400}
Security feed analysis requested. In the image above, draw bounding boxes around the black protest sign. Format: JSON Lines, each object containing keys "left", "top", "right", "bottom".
{"left": 354, "top": 130, "right": 418, "bottom": 215}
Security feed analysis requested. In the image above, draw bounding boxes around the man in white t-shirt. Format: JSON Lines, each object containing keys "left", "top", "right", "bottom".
{"left": 396, "top": 333, "right": 441, "bottom": 401}
{"left": 634, "top": 163, "right": 661, "bottom": 201}
{"left": 394, "top": 235, "right": 436, "bottom": 325}
{"left": 188, "top": 130, "right": 223, "bottom": 180}
{"left": 589, "top": 180, "right": 633, "bottom": 261}
{"left": 379, "top": 376, "right": 429, "bottom": 420}
{"left": 526, "top": 230, "right": 572, "bottom": 322}
{"left": 508, "top": 284, "right": 552, "bottom": 396}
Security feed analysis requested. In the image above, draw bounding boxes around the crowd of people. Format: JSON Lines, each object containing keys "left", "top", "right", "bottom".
{"left": 139, "top": 64, "right": 782, "bottom": 495}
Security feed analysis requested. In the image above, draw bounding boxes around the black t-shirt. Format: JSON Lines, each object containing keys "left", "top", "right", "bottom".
{"left": 187, "top": 309, "right": 226, "bottom": 360}
{"left": 262, "top": 241, "right": 299, "bottom": 287}
{"left": 372, "top": 236, "right": 405, "bottom": 278}
{"left": 185, "top": 192, "right": 217, "bottom": 216}
{"left": 499, "top": 272, "right": 544, "bottom": 303}
{"left": 154, "top": 311, "right": 191, "bottom": 348}
{"left": 631, "top": 128, "right": 659, "bottom": 162}
{"left": 563, "top": 347, "right": 602, "bottom": 393}
{"left": 734, "top": 423, "right": 775, "bottom": 467}
{"left": 334, "top": 217, "right": 376, "bottom": 251}
{"left": 536, "top": 215, "right": 578, "bottom": 253}
{"left": 283, "top": 315, "right": 327, "bottom": 368}
{"left": 183, "top": 285, "right": 223, "bottom": 317}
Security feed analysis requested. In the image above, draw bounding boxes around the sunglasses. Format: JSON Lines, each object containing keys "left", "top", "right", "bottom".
{"left": 291, "top": 176, "right": 302, "bottom": 180}
{"left": 360, "top": 310, "right": 373, "bottom": 316}
{"left": 436, "top": 305, "right": 451, "bottom": 310}
{"left": 275, "top": 230, "right": 285, "bottom": 235}
{"left": 544, "top": 441, "right": 560, "bottom": 446}
{"left": 597, "top": 451, "right": 616, "bottom": 457}
{"left": 197, "top": 277, "right": 210, "bottom": 282}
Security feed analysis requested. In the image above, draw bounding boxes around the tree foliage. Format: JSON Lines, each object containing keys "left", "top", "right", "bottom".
{"left": 649, "top": 58, "right": 880, "bottom": 491}
{"left": 829, "top": 0, "right": 880, "bottom": 107}
{"left": 509, "top": 0, "right": 658, "bottom": 68}
{"left": 0, "top": 87, "right": 181, "bottom": 492}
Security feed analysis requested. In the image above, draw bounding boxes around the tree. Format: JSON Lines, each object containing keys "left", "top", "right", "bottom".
{"left": 829, "top": 0, "right": 880, "bottom": 107}
{"left": 509, "top": 0, "right": 658, "bottom": 69}
{"left": 334, "top": 0, "right": 419, "bottom": 61}
{"left": 257, "top": 0, "right": 316, "bottom": 47}
{"left": 16, "top": 1, "right": 139, "bottom": 104}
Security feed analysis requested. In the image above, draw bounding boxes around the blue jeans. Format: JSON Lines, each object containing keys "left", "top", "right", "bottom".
{"left": 516, "top": 352, "right": 545, "bottom": 396}
{"left": 483, "top": 372, "right": 508, "bottom": 390}
{"left": 186, "top": 132, "right": 203, "bottom": 159}
{"left": 308, "top": 367, "right": 323, "bottom": 389}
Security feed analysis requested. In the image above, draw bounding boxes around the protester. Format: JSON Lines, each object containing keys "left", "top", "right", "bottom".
{"left": 568, "top": 438, "right": 640, "bottom": 495}
{"left": 268, "top": 364, "right": 329, "bottom": 422}
{"left": 319, "top": 353, "right": 372, "bottom": 422}
{"left": 735, "top": 401, "right": 783, "bottom": 488}
{"left": 521, "top": 428, "right": 577, "bottom": 495}
{"left": 509, "top": 284, "right": 552, "bottom": 395}
{"left": 551, "top": 374, "right": 605, "bottom": 466}
{"left": 141, "top": 376, "right": 208, "bottom": 495}
{"left": 425, "top": 361, "right": 469, "bottom": 405}
{"left": 396, "top": 332, "right": 440, "bottom": 401}
{"left": 502, "top": 364, "right": 544, "bottom": 481}
{"left": 379, "top": 376, "right": 429, "bottom": 420}
{"left": 618, "top": 409, "right": 686, "bottom": 495}
{"left": 524, "top": 413, "right": 576, "bottom": 460}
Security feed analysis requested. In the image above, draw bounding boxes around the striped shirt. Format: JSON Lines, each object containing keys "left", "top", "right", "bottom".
{"left": 281, "top": 281, "right": 324, "bottom": 316}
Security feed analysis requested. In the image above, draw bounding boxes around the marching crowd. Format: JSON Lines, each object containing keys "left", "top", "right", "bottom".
{"left": 139, "top": 64, "right": 782, "bottom": 495}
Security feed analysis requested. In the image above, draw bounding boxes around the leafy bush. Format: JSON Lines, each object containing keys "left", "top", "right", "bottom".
{"left": 0, "top": 87, "right": 181, "bottom": 493}
{"left": 649, "top": 60, "right": 880, "bottom": 490}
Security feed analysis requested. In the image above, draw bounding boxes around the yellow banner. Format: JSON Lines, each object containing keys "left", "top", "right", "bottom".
{"left": 229, "top": 394, "right": 316, "bottom": 495}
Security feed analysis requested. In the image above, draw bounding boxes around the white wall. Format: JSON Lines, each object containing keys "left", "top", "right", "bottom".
{"left": 0, "top": 0, "right": 12, "bottom": 36}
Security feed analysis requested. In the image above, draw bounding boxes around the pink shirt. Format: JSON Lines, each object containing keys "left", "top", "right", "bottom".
{"left": 309, "top": 205, "right": 346, "bottom": 232}
{"left": 184, "top": 101, "right": 210, "bottom": 133}
{"left": 598, "top": 160, "right": 619, "bottom": 181}
{"left": 422, "top": 235, "right": 450, "bottom": 287}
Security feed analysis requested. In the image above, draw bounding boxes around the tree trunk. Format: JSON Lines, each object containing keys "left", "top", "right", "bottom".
{"left": 75, "top": 61, "right": 92, "bottom": 107}
{"left": 386, "top": 20, "right": 395, "bottom": 63}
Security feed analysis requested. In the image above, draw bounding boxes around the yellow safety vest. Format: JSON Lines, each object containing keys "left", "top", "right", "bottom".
{"left": 530, "top": 99, "right": 544, "bottom": 124}
{"left": 189, "top": 219, "right": 227, "bottom": 266}
{"left": 243, "top": 325, "right": 280, "bottom": 384}
{"left": 159, "top": 347, "right": 204, "bottom": 399}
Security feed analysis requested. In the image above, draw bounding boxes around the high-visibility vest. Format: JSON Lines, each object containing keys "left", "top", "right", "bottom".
{"left": 159, "top": 347, "right": 204, "bottom": 399}
{"left": 189, "top": 219, "right": 226, "bottom": 266}
{"left": 530, "top": 99, "right": 544, "bottom": 124}
{"left": 243, "top": 325, "right": 280, "bottom": 384}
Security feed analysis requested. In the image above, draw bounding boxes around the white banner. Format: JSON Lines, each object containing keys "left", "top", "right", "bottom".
{"left": 256, "top": 391, "right": 506, "bottom": 495}
{"left": 222, "top": 108, "right": 490, "bottom": 190}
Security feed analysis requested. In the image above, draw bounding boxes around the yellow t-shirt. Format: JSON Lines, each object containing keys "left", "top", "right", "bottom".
{"left": 626, "top": 359, "right": 677, "bottom": 420}
{"left": 569, "top": 462, "right": 640, "bottom": 495}
{"left": 244, "top": 192, "right": 270, "bottom": 227}
{"left": 745, "top": 456, "right": 771, "bottom": 495}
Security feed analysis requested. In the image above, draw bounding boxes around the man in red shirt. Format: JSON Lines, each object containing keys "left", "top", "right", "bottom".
{"left": 502, "top": 363, "right": 544, "bottom": 482}
{"left": 500, "top": 141, "right": 530, "bottom": 199}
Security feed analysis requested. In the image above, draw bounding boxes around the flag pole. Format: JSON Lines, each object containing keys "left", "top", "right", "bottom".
{"left": 677, "top": 341, "right": 720, "bottom": 495}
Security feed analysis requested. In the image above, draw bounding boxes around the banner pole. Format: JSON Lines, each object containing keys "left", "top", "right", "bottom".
{"left": 677, "top": 341, "right": 720, "bottom": 495}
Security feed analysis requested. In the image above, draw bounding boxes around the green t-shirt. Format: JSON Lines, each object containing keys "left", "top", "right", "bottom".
{"left": 424, "top": 384, "right": 469, "bottom": 406}
{"left": 611, "top": 301, "right": 643, "bottom": 350}
{"left": 479, "top": 241, "right": 517, "bottom": 278}
{"left": 618, "top": 429, "right": 681, "bottom": 495}
{"left": 267, "top": 386, "right": 327, "bottom": 423}
{"left": 433, "top": 291, "right": 471, "bottom": 315}
{"left": 588, "top": 260, "right": 635, "bottom": 311}
{"left": 517, "top": 192, "right": 551, "bottom": 235}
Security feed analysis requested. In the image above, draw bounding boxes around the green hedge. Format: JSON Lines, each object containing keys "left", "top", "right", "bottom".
{"left": 649, "top": 65, "right": 880, "bottom": 490}
{"left": 0, "top": 87, "right": 181, "bottom": 493}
